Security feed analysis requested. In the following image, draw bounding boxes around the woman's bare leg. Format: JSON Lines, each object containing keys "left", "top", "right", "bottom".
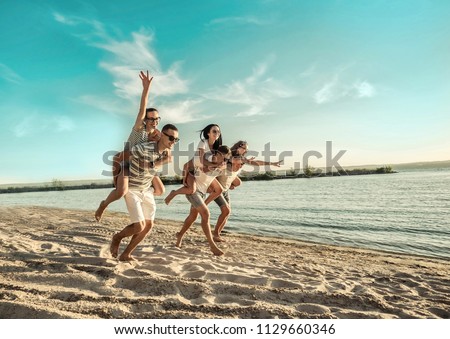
{"left": 95, "top": 152, "right": 129, "bottom": 221}
{"left": 204, "top": 178, "right": 223, "bottom": 205}
{"left": 95, "top": 168, "right": 129, "bottom": 221}
{"left": 165, "top": 172, "right": 196, "bottom": 205}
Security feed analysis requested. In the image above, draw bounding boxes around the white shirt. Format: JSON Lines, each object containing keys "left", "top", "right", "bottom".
{"left": 217, "top": 167, "right": 242, "bottom": 191}
{"left": 195, "top": 168, "right": 223, "bottom": 194}
{"left": 193, "top": 140, "right": 211, "bottom": 168}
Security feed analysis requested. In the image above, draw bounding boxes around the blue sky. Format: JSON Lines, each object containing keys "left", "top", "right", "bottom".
{"left": 1, "top": 0, "right": 449, "bottom": 184}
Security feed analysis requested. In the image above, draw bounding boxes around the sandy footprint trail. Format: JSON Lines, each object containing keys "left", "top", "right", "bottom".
{"left": 0, "top": 206, "right": 449, "bottom": 319}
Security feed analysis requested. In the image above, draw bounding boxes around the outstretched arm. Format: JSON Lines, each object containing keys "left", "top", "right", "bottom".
{"left": 195, "top": 147, "right": 222, "bottom": 169}
{"left": 133, "top": 70, "right": 153, "bottom": 131}
{"left": 244, "top": 158, "right": 282, "bottom": 167}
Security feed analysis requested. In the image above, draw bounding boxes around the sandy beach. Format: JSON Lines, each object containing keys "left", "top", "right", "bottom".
{"left": 0, "top": 206, "right": 449, "bottom": 319}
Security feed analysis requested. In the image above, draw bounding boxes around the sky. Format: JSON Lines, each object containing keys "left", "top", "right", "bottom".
{"left": 1, "top": 0, "right": 449, "bottom": 184}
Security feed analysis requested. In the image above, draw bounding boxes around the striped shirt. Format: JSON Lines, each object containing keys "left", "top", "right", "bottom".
{"left": 128, "top": 141, "right": 164, "bottom": 191}
{"left": 125, "top": 128, "right": 149, "bottom": 150}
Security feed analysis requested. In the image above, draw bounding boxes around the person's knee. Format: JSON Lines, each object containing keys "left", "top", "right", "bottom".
{"left": 189, "top": 210, "right": 199, "bottom": 221}
{"left": 222, "top": 206, "right": 231, "bottom": 217}
{"left": 143, "top": 221, "right": 153, "bottom": 234}
{"left": 135, "top": 221, "right": 146, "bottom": 233}
{"left": 117, "top": 186, "right": 128, "bottom": 197}
{"left": 199, "top": 209, "right": 210, "bottom": 220}
{"left": 185, "top": 186, "right": 196, "bottom": 195}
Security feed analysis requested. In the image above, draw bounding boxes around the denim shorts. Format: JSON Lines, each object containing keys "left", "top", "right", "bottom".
{"left": 214, "top": 190, "right": 230, "bottom": 208}
{"left": 186, "top": 190, "right": 206, "bottom": 208}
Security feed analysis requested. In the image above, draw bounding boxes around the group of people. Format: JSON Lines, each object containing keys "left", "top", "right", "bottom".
{"left": 96, "top": 71, "right": 281, "bottom": 261}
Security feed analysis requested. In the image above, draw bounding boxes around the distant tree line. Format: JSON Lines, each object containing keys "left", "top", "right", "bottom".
{"left": 0, "top": 167, "right": 395, "bottom": 194}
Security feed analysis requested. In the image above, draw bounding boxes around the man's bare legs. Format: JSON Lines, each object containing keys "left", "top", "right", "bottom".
{"left": 110, "top": 220, "right": 153, "bottom": 261}
{"left": 119, "top": 220, "right": 153, "bottom": 261}
{"left": 175, "top": 206, "right": 198, "bottom": 248}
{"left": 176, "top": 205, "right": 224, "bottom": 256}
{"left": 213, "top": 205, "right": 231, "bottom": 242}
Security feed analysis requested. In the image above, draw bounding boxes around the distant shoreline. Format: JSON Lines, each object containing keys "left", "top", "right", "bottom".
{"left": 0, "top": 167, "right": 397, "bottom": 194}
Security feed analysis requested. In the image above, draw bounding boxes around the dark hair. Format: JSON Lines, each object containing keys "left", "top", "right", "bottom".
{"left": 146, "top": 108, "right": 158, "bottom": 114}
{"left": 161, "top": 124, "right": 178, "bottom": 133}
{"left": 143, "top": 108, "right": 160, "bottom": 126}
{"left": 230, "top": 140, "right": 248, "bottom": 152}
{"left": 199, "top": 124, "right": 222, "bottom": 151}
{"left": 216, "top": 145, "right": 231, "bottom": 158}
{"left": 231, "top": 149, "right": 241, "bottom": 157}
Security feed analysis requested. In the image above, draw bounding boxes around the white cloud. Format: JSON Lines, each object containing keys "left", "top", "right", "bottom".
{"left": 93, "top": 30, "right": 189, "bottom": 99}
{"left": 0, "top": 63, "right": 22, "bottom": 84}
{"left": 54, "top": 14, "right": 189, "bottom": 112}
{"left": 354, "top": 80, "right": 376, "bottom": 98}
{"left": 13, "top": 114, "right": 75, "bottom": 138}
{"left": 207, "top": 16, "right": 266, "bottom": 27}
{"left": 53, "top": 12, "right": 78, "bottom": 25}
{"left": 299, "top": 64, "right": 316, "bottom": 78}
{"left": 205, "top": 60, "right": 295, "bottom": 117}
{"left": 13, "top": 116, "right": 34, "bottom": 138}
{"left": 314, "top": 78, "right": 339, "bottom": 104}
{"left": 54, "top": 116, "right": 76, "bottom": 132}
{"left": 76, "top": 95, "right": 124, "bottom": 114}
{"left": 158, "top": 99, "right": 206, "bottom": 124}
{"left": 314, "top": 74, "right": 376, "bottom": 104}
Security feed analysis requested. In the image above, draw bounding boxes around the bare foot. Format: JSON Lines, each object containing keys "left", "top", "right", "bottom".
{"left": 164, "top": 190, "right": 176, "bottom": 205}
{"left": 175, "top": 232, "right": 183, "bottom": 248}
{"left": 110, "top": 233, "right": 121, "bottom": 258}
{"left": 213, "top": 236, "right": 226, "bottom": 242}
{"left": 211, "top": 246, "right": 224, "bottom": 256}
{"left": 119, "top": 254, "right": 136, "bottom": 262}
{"left": 213, "top": 232, "right": 227, "bottom": 242}
{"left": 95, "top": 200, "right": 107, "bottom": 222}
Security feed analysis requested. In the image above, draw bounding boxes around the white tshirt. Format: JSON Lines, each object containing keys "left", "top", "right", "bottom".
{"left": 193, "top": 140, "right": 210, "bottom": 168}
{"left": 195, "top": 168, "right": 222, "bottom": 194}
{"left": 217, "top": 167, "right": 242, "bottom": 191}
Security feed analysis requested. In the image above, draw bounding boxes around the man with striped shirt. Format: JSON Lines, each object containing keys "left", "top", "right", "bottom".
{"left": 110, "top": 124, "right": 179, "bottom": 261}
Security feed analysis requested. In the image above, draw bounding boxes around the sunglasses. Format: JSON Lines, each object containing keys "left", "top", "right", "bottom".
{"left": 211, "top": 130, "right": 220, "bottom": 134}
{"left": 162, "top": 131, "right": 180, "bottom": 143}
{"left": 146, "top": 117, "right": 161, "bottom": 123}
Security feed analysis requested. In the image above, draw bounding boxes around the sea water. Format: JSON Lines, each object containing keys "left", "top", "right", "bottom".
{"left": 1, "top": 169, "right": 449, "bottom": 259}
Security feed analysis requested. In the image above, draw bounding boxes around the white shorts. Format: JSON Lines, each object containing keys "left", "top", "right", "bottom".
{"left": 124, "top": 189, "right": 156, "bottom": 223}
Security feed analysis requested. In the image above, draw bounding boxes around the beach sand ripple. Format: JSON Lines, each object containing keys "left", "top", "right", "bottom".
{"left": 0, "top": 206, "right": 449, "bottom": 319}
